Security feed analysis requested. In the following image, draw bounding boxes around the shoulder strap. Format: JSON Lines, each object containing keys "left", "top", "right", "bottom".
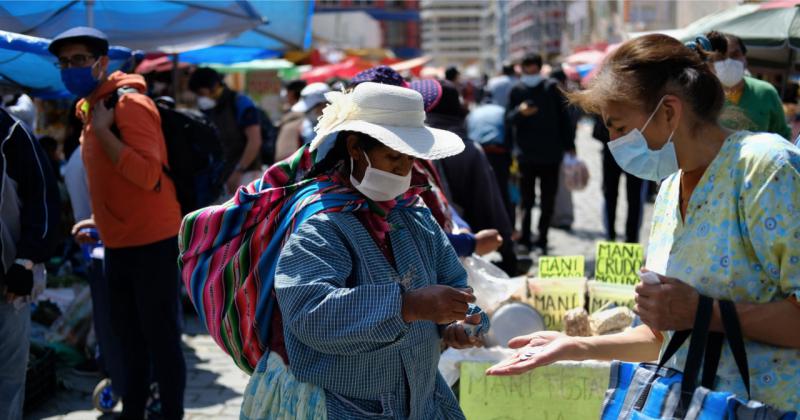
{"left": 718, "top": 300, "right": 751, "bottom": 399}
{"left": 657, "top": 329, "right": 691, "bottom": 369}
{"left": 675, "top": 295, "right": 714, "bottom": 418}
{"left": 701, "top": 331, "right": 724, "bottom": 389}
{"left": 107, "top": 86, "right": 169, "bottom": 191}
{"left": 657, "top": 296, "right": 716, "bottom": 369}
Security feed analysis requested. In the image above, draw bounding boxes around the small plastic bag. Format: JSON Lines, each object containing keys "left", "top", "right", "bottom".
{"left": 562, "top": 155, "right": 590, "bottom": 191}
{"left": 463, "top": 256, "right": 526, "bottom": 313}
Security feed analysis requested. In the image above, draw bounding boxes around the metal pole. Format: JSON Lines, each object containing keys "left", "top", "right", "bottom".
{"left": 86, "top": 0, "right": 95, "bottom": 28}
{"left": 171, "top": 54, "right": 179, "bottom": 100}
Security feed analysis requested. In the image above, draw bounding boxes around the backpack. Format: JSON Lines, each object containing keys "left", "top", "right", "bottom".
{"left": 231, "top": 94, "right": 277, "bottom": 167}
{"left": 107, "top": 87, "right": 225, "bottom": 215}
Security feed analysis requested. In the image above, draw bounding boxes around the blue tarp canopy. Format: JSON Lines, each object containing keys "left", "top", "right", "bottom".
{"left": 0, "top": 1, "right": 264, "bottom": 53}
{"left": 0, "top": 30, "right": 140, "bottom": 98}
{"left": 0, "top": 1, "right": 314, "bottom": 95}
{"left": 181, "top": 1, "right": 314, "bottom": 65}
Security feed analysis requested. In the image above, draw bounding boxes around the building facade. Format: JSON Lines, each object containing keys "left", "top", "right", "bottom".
{"left": 315, "top": 0, "right": 422, "bottom": 58}
{"left": 562, "top": 0, "right": 739, "bottom": 57}
{"left": 506, "top": 0, "right": 567, "bottom": 62}
{"left": 421, "top": 0, "right": 484, "bottom": 71}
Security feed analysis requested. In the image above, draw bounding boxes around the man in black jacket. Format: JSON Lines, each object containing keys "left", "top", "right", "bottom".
{"left": 507, "top": 54, "right": 575, "bottom": 253}
{"left": 0, "top": 108, "right": 60, "bottom": 420}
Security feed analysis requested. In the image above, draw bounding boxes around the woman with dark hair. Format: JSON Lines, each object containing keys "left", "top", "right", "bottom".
{"left": 181, "top": 82, "right": 488, "bottom": 419}
{"left": 705, "top": 30, "right": 791, "bottom": 139}
{"left": 487, "top": 34, "right": 800, "bottom": 412}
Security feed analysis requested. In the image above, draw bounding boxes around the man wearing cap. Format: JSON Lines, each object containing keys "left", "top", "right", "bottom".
{"left": 188, "top": 67, "right": 263, "bottom": 194}
{"left": 49, "top": 27, "right": 185, "bottom": 420}
{"left": 274, "top": 82, "right": 330, "bottom": 162}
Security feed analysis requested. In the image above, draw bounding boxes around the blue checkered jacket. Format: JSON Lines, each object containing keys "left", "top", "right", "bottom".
{"left": 275, "top": 207, "right": 468, "bottom": 419}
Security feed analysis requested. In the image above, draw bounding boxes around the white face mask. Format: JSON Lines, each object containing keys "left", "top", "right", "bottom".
{"left": 713, "top": 59, "right": 745, "bottom": 88}
{"left": 350, "top": 151, "right": 412, "bottom": 202}
{"left": 197, "top": 96, "right": 217, "bottom": 111}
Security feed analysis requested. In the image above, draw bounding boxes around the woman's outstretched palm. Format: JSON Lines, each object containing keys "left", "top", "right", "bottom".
{"left": 485, "top": 331, "right": 577, "bottom": 376}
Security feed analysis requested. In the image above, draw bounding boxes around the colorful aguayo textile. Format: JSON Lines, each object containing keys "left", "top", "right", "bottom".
{"left": 178, "top": 145, "right": 424, "bottom": 373}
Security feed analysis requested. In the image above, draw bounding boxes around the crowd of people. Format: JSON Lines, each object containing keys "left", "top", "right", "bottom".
{"left": 0, "top": 24, "right": 798, "bottom": 420}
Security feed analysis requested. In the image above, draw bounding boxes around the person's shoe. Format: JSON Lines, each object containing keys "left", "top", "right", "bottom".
{"left": 516, "top": 239, "right": 532, "bottom": 253}
{"left": 516, "top": 256, "right": 533, "bottom": 275}
{"left": 533, "top": 239, "right": 548, "bottom": 253}
{"left": 552, "top": 224, "right": 573, "bottom": 232}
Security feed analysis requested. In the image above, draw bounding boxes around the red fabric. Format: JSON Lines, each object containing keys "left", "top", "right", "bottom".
{"left": 412, "top": 160, "right": 453, "bottom": 232}
{"left": 268, "top": 294, "right": 289, "bottom": 365}
{"left": 355, "top": 212, "right": 396, "bottom": 267}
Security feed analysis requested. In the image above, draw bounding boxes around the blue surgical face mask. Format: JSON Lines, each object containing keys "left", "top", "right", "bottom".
{"left": 61, "top": 61, "right": 101, "bottom": 98}
{"left": 606, "top": 96, "right": 679, "bottom": 181}
{"left": 520, "top": 74, "right": 542, "bottom": 87}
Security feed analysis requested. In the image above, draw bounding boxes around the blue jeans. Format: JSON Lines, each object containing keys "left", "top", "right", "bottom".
{"left": 0, "top": 301, "right": 30, "bottom": 420}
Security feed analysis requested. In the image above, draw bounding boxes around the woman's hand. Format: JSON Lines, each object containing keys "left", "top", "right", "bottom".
{"left": 401, "top": 285, "right": 475, "bottom": 324}
{"left": 485, "top": 331, "right": 580, "bottom": 376}
{"left": 442, "top": 313, "right": 482, "bottom": 349}
{"left": 634, "top": 271, "right": 699, "bottom": 331}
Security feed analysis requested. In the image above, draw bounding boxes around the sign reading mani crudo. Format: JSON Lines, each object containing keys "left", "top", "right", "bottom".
{"left": 460, "top": 361, "right": 610, "bottom": 420}
{"left": 538, "top": 256, "right": 585, "bottom": 278}
{"left": 594, "top": 241, "right": 644, "bottom": 286}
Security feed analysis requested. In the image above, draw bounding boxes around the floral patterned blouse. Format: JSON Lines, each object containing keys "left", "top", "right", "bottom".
{"left": 645, "top": 131, "right": 800, "bottom": 412}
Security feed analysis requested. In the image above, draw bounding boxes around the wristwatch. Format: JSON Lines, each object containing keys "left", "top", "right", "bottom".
{"left": 14, "top": 258, "right": 34, "bottom": 270}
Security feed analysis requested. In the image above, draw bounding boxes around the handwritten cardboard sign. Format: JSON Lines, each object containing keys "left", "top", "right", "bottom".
{"left": 538, "top": 256, "right": 585, "bottom": 278}
{"left": 594, "top": 241, "right": 644, "bottom": 285}
{"left": 588, "top": 281, "right": 636, "bottom": 313}
{"left": 460, "top": 361, "right": 609, "bottom": 420}
{"left": 527, "top": 278, "right": 586, "bottom": 331}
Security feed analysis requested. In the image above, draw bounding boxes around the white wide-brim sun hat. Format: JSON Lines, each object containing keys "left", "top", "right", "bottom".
{"left": 309, "top": 82, "right": 464, "bottom": 161}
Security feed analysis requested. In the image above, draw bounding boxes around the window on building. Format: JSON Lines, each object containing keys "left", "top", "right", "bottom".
{"left": 385, "top": 21, "right": 408, "bottom": 48}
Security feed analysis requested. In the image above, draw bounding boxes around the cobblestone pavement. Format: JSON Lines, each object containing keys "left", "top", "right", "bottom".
{"left": 25, "top": 315, "right": 249, "bottom": 420}
{"left": 24, "top": 120, "right": 652, "bottom": 419}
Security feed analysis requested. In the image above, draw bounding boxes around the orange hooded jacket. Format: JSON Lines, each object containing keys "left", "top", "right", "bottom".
{"left": 77, "top": 71, "right": 181, "bottom": 248}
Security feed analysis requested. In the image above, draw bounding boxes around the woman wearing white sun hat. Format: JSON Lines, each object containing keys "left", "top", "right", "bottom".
{"left": 239, "top": 82, "right": 488, "bottom": 419}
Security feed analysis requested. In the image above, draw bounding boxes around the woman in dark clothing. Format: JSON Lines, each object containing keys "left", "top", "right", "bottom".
{"left": 413, "top": 79, "right": 519, "bottom": 274}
